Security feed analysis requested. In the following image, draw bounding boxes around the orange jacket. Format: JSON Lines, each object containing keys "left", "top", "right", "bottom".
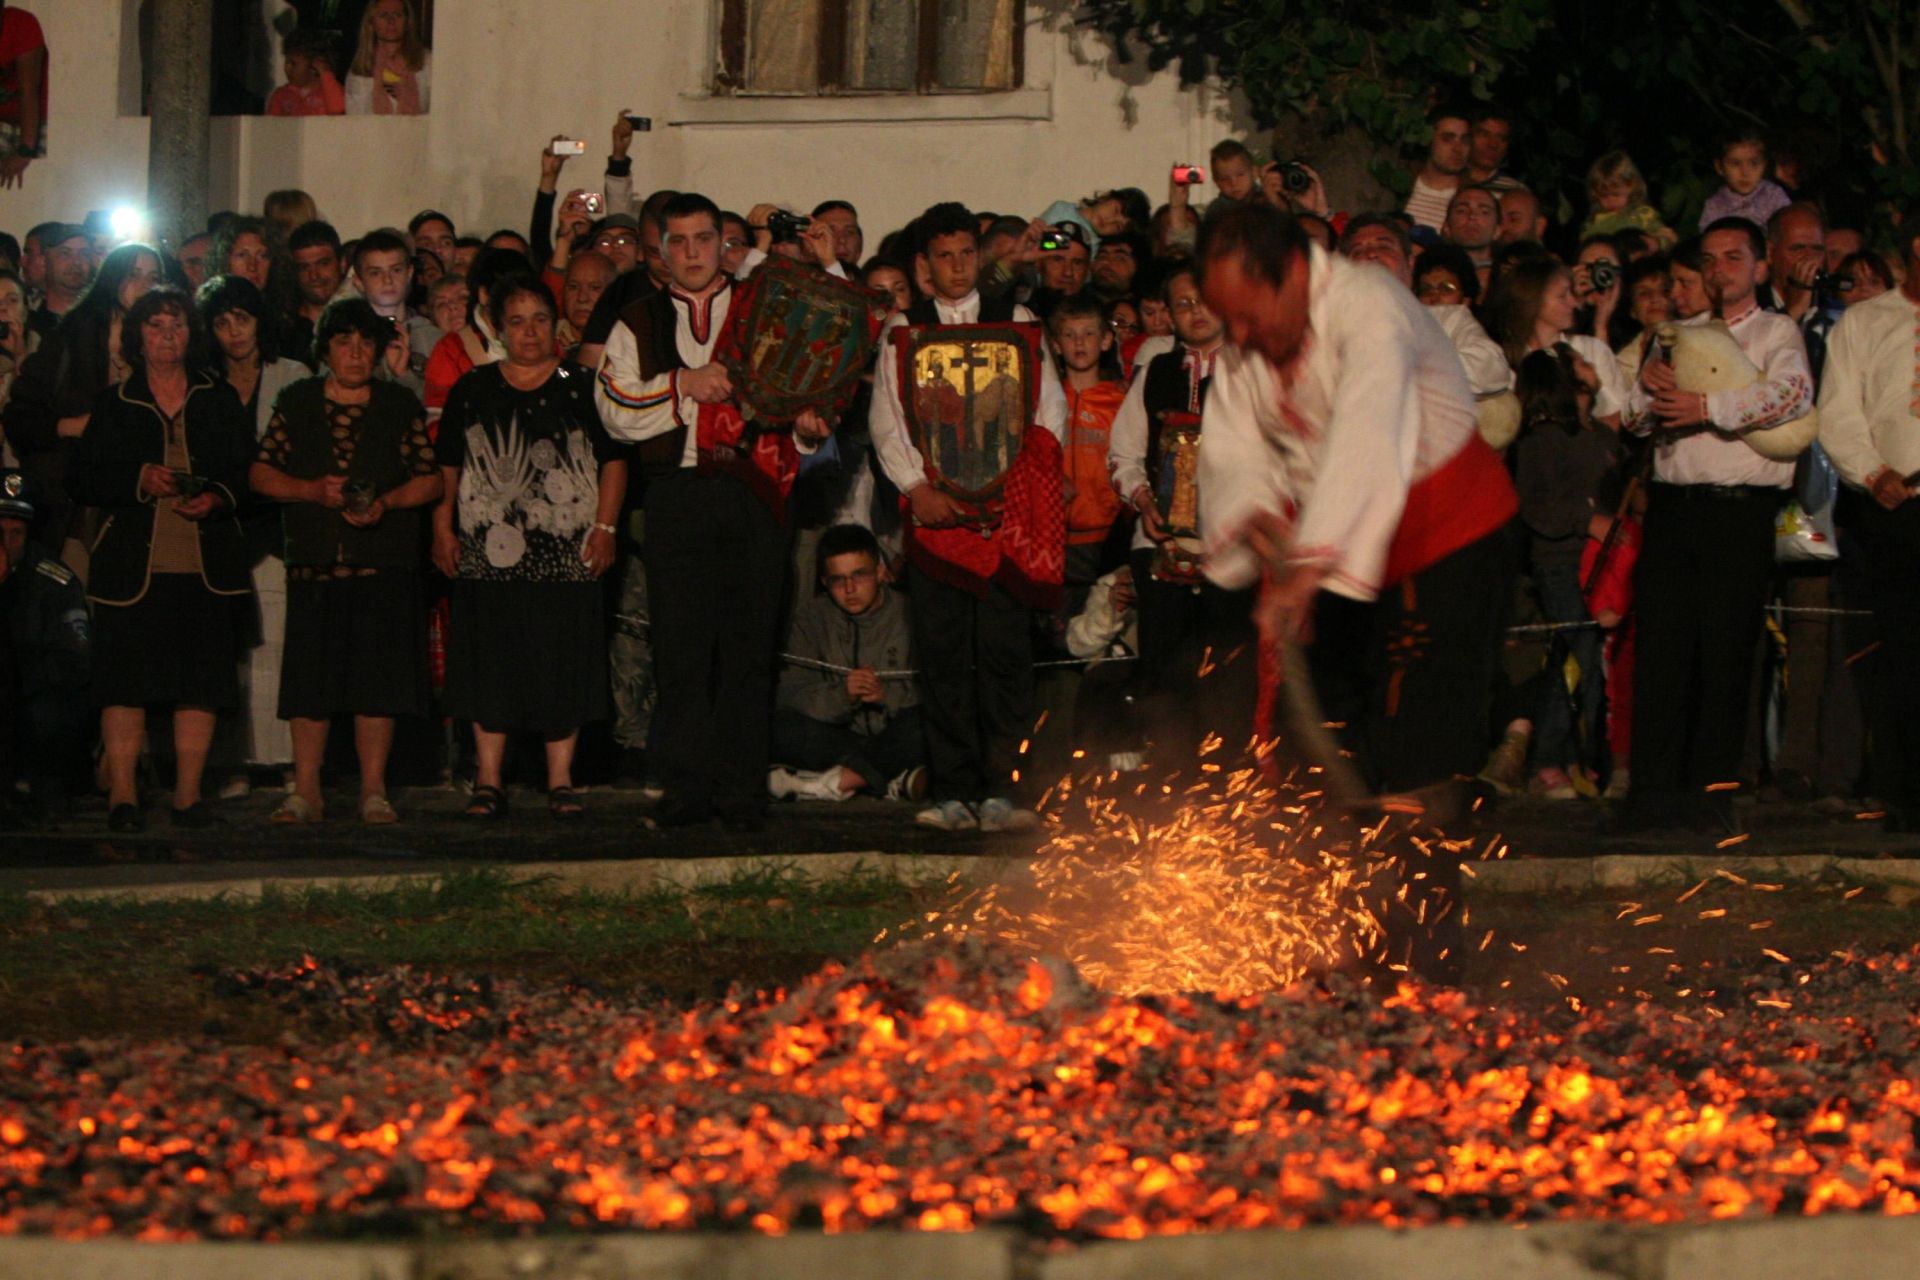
{"left": 1062, "top": 379, "right": 1127, "bottom": 545}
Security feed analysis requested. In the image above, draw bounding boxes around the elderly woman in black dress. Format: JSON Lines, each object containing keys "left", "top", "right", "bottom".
{"left": 432, "top": 276, "right": 625, "bottom": 818}
{"left": 201, "top": 273, "right": 314, "bottom": 787}
{"left": 249, "top": 299, "right": 441, "bottom": 825}
{"left": 69, "top": 288, "right": 254, "bottom": 831}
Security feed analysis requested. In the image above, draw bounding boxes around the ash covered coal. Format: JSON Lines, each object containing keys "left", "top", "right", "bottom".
{"left": 2, "top": 940, "right": 1918, "bottom": 1240}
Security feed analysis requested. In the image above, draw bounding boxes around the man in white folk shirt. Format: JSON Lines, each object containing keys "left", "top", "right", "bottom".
{"left": 593, "top": 193, "right": 841, "bottom": 831}
{"left": 1193, "top": 203, "right": 1520, "bottom": 982}
{"left": 1106, "top": 260, "right": 1254, "bottom": 765}
{"left": 867, "top": 202, "right": 1069, "bottom": 833}
{"left": 1620, "top": 217, "right": 1814, "bottom": 836}
{"left": 1816, "top": 208, "right": 1920, "bottom": 833}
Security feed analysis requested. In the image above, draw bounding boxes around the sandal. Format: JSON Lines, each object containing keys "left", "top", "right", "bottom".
{"left": 359, "top": 794, "right": 400, "bottom": 825}
{"left": 548, "top": 786, "right": 585, "bottom": 820}
{"left": 463, "top": 785, "right": 508, "bottom": 820}
{"left": 270, "top": 794, "right": 322, "bottom": 825}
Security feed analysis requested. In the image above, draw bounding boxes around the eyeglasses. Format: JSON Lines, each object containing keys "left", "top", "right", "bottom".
{"left": 1110, "top": 319, "right": 1140, "bottom": 334}
{"left": 1416, "top": 280, "right": 1463, "bottom": 299}
{"left": 824, "top": 568, "right": 877, "bottom": 589}
{"left": 1170, "top": 298, "right": 1207, "bottom": 314}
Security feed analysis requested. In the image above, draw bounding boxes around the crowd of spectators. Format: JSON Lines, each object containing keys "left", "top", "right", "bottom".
{"left": 2, "top": 95, "right": 1918, "bottom": 841}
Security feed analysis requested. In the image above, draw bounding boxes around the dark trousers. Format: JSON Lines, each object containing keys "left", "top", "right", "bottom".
{"left": 1844, "top": 496, "right": 1920, "bottom": 818}
{"left": 1283, "top": 526, "right": 1515, "bottom": 985}
{"left": 907, "top": 565, "right": 1034, "bottom": 802}
{"left": 1627, "top": 483, "right": 1778, "bottom": 821}
{"left": 771, "top": 706, "right": 926, "bottom": 792}
{"left": 1303, "top": 525, "right": 1517, "bottom": 794}
{"left": 643, "top": 471, "right": 788, "bottom": 812}
{"left": 1529, "top": 550, "right": 1606, "bottom": 772}
{"left": 1130, "top": 547, "right": 1258, "bottom": 764}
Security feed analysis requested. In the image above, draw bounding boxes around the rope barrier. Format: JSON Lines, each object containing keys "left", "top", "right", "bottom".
{"left": 613, "top": 602, "right": 1879, "bottom": 680}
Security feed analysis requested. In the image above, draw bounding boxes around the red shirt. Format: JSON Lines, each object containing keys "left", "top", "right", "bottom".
{"left": 0, "top": 9, "right": 47, "bottom": 128}
{"left": 266, "top": 71, "right": 345, "bottom": 117}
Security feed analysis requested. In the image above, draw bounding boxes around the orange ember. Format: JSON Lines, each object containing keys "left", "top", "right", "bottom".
{"left": 3, "top": 939, "right": 1920, "bottom": 1240}
{"left": 904, "top": 764, "right": 1427, "bottom": 995}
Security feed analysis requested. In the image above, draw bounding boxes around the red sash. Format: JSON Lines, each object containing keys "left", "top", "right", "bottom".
{"left": 1382, "top": 434, "right": 1517, "bottom": 587}
{"left": 696, "top": 400, "right": 800, "bottom": 522}
{"left": 905, "top": 427, "right": 1065, "bottom": 609}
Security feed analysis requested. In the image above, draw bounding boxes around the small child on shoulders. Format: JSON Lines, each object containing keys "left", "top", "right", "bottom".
{"left": 1698, "top": 130, "right": 1790, "bottom": 232}
{"left": 266, "top": 29, "right": 345, "bottom": 118}
{"left": 1581, "top": 151, "right": 1676, "bottom": 248}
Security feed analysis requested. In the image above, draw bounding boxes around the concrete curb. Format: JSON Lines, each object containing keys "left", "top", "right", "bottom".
{"left": 13, "top": 848, "right": 1920, "bottom": 905}
{"left": 1468, "top": 851, "right": 1920, "bottom": 892}
{"left": 4, "top": 1215, "right": 1917, "bottom": 1279}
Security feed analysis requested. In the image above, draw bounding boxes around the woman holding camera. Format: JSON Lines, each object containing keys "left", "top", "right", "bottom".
{"left": 1484, "top": 254, "right": 1628, "bottom": 431}
{"left": 69, "top": 288, "right": 254, "bottom": 832}
{"left": 248, "top": 299, "right": 441, "bottom": 825}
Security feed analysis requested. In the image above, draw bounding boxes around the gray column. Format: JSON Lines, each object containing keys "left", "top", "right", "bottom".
{"left": 146, "top": 0, "right": 214, "bottom": 253}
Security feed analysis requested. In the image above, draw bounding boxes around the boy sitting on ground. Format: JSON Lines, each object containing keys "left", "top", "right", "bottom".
{"left": 768, "top": 524, "right": 928, "bottom": 802}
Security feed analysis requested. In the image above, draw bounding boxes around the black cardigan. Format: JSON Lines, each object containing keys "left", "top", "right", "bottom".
{"left": 68, "top": 370, "right": 255, "bottom": 606}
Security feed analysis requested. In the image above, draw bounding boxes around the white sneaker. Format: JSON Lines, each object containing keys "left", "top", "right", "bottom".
{"left": 885, "top": 765, "right": 929, "bottom": 801}
{"left": 977, "top": 797, "right": 1038, "bottom": 833}
{"left": 915, "top": 799, "right": 978, "bottom": 831}
{"left": 769, "top": 766, "right": 850, "bottom": 801}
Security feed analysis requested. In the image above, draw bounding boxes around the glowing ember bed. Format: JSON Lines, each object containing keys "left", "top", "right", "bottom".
{"left": 3, "top": 936, "right": 1917, "bottom": 1242}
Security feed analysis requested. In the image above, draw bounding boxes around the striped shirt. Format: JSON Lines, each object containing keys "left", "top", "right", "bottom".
{"left": 1403, "top": 177, "right": 1458, "bottom": 232}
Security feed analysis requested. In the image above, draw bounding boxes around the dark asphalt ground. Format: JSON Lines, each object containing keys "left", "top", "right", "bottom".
{"left": 3, "top": 780, "right": 1916, "bottom": 887}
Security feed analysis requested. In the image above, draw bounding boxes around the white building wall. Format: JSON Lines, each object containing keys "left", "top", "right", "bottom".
{"left": 7, "top": 1, "right": 1239, "bottom": 247}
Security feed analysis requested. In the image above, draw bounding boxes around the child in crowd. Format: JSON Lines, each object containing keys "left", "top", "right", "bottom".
{"left": 1510, "top": 345, "right": 1617, "bottom": 799}
{"left": 1581, "top": 151, "right": 1676, "bottom": 247}
{"left": 266, "top": 30, "right": 345, "bottom": 118}
{"left": 1209, "top": 139, "right": 1258, "bottom": 205}
{"left": 768, "top": 525, "right": 927, "bottom": 803}
{"left": 1048, "top": 295, "right": 1127, "bottom": 621}
{"left": 1699, "top": 131, "right": 1790, "bottom": 231}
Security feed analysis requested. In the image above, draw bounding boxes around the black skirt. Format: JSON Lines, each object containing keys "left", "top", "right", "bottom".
{"left": 92, "top": 573, "right": 244, "bottom": 710}
{"left": 279, "top": 570, "right": 431, "bottom": 720}
{"left": 445, "top": 579, "right": 608, "bottom": 736}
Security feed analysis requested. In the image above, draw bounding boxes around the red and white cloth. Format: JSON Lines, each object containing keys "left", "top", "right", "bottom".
{"left": 1197, "top": 244, "right": 1517, "bottom": 602}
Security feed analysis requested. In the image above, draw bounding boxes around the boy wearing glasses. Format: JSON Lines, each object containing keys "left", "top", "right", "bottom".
{"left": 767, "top": 524, "right": 927, "bottom": 803}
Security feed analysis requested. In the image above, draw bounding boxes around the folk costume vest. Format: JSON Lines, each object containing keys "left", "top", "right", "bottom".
{"left": 1141, "top": 347, "right": 1214, "bottom": 492}
{"left": 899, "top": 295, "right": 1064, "bottom": 608}
{"left": 616, "top": 288, "right": 690, "bottom": 479}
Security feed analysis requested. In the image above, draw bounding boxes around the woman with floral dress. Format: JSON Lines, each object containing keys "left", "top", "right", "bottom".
{"left": 432, "top": 276, "right": 625, "bottom": 818}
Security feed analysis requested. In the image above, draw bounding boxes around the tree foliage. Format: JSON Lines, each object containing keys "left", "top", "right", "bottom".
{"left": 1080, "top": 0, "right": 1911, "bottom": 227}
